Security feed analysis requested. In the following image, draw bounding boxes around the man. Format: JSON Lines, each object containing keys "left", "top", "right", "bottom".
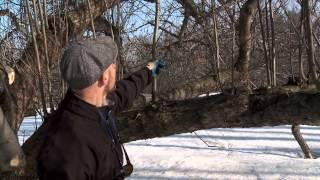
{"left": 37, "top": 36, "right": 163, "bottom": 180}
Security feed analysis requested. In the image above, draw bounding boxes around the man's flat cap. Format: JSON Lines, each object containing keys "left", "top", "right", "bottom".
{"left": 60, "top": 36, "right": 118, "bottom": 89}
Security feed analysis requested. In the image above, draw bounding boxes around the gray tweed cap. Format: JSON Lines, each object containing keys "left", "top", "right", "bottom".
{"left": 60, "top": 36, "right": 118, "bottom": 90}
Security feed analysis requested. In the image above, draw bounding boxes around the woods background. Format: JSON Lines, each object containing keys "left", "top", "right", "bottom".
{"left": 0, "top": 0, "right": 320, "bottom": 176}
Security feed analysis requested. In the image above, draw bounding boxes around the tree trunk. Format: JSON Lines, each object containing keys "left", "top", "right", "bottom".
{"left": 151, "top": 0, "right": 160, "bottom": 102}
{"left": 303, "top": 0, "right": 318, "bottom": 81}
{"left": 257, "top": 2, "right": 271, "bottom": 86}
{"left": 231, "top": 3, "right": 236, "bottom": 93}
{"left": 0, "top": 107, "right": 25, "bottom": 174}
{"left": 268, "top": 0, "right": 276, "bottom": 86}
{"left": 289, "top": 20, "right": 294, "bottom": 78}
{"left": 234, "top": 0, "right": 259, "bottom": 92}
{"left": 299, "top": 13, "right": 307, "bottom": 81}
{"left": 212, "top": 0, "right": 222, "bottom": 88}
{"left": 21, "top": 85, "right": 320, "bottom": 174}
{"left": 26, "top": 0, "right": 48, "bottom": 117}
{"left": 292, "top": 0, "right": 318, "bottom": 160}
{"left": 0, "top": 72, "right": 25, "bottom": 173}
{"left": 292, "top": 124, "right": 316, "bottom": 159}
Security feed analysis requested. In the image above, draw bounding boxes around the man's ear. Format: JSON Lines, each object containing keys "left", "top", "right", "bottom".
{"left": 101, "top": 68, "right": 110, "bottom": 85}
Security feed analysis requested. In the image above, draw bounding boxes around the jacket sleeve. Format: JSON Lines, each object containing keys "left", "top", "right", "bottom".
{"left": 108, "top": 67, "right": 153, "bottom": 114}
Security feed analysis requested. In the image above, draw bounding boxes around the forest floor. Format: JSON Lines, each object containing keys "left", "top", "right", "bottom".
{"left": 19, "top": 116, "right": 320, "bottom": 180}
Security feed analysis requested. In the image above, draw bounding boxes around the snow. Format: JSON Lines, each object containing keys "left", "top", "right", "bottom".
{"left": 18, "top": 115, "right": 43, "bottom": 145}
{"left": 125, "top": 126, "right": 320, "bottom": 180}
{"left": 19, "top": 117, "right": 320, "bottom": 179}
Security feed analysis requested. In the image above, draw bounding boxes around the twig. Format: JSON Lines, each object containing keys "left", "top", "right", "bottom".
{"left": 87, "top": 0, "right": 96, "bottom": 38}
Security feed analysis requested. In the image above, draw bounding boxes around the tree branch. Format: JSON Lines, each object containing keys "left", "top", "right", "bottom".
{"left": 148, "top": 21, "right": 179, "bottom": 38}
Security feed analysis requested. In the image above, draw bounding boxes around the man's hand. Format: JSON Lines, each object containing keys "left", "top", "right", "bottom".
{"left": 147, "top": 57, "right": 165, "bottom": 77}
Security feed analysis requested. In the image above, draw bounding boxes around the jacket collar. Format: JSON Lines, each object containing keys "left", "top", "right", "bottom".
{"left": 62, "top": 89, "right": 111, "bottom": 122}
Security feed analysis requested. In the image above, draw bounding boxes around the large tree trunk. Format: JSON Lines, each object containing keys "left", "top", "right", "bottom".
{"left": 118, "top": 88, "right": 320, "bottom": 142}
{"left": 22, "top": 86, "right": 320, "bottom": 174}
{"left": 302, "top": 0, "right": 318, "bottom": 81}
{"left": 234, "top": 0, "right": 259, "bottom": 92}
{"left": 0, "top": 70, "right": 25, "bottom": 173}
{"left": 0, "top": 108, "right": 25, "bottom": 173}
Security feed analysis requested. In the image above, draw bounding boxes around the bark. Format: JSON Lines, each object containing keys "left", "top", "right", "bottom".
{"left": 234, "top": 0, "right": 258, "bottom": 91}
{"left": 231, "top": 4, "right": 236, "bottom": 94}
{"left": 148, "top": 22, "right": 179, "bottom": 38}
{"left": 178, "top": 14, "right": 189, "bottom": 45}
{"left": 178, "top": 0, "right": 203, "bottom": 24}
{"left": 293, "top": 1, "right": 317, "bottom": 159}
{"left": 299, "top": 13, "right": 307, "bottom": 81}
{"left": 0, "top": 108, "right": 25, "bottom": 174}
{"left": 0, "top": 70, "right": 25, "bottom": 173}
{"left": 21, "top": 85, "right": 320, "bottom": 175}
{"left": 302, "top": 0, "right": 318, "bottom": 81}
{"left": 178, "top": 0, "right": 235, "bottom": 25}
{"left": 158, "top": 76, "right": 221, "bottom": 101}
{"left": 289, "top": 21, "right": 294, "bottom": 78}
{"left": 37, "top": 0, "right": 54, "bottom": 111}
{"left": 87, "top": 0, "right": 96, "bottom": 38}
{"left": 292, "top": 124, "right": 316, "bottom": 159}
{"left": 119, "top": 90, "right": 320, "bottom": 143}
{"left": 268, "top": 0, "right": 276, "bottom": 86}
{"left": 26, "top": 0, "right": 48, "bottom": 117}
{"left": 257, "top": 2, "right": 271, "bottom": 86}
{"left": 151, "top": 0, "right": 160, "bottom": 102}
{"left": 212, "top": 0, "right": 222, "bottom": 88}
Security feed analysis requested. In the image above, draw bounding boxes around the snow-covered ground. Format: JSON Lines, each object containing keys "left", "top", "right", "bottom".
{"left": 18, "top": 115, "right": 43, "bottom": 145}
{"left": 19, "top": 117, "right": 320, "bottom": 179}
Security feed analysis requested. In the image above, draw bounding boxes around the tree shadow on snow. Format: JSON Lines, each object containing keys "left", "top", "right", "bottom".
{"left": 127, "top": 166, "right": 320, "bottom": 180}
{"left": 127, "top": 143, "right": 320, "bottom": 159}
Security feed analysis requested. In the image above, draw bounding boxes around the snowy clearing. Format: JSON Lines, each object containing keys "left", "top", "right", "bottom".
{"left": 19, "top": 117, "right": 320, "bottom": 179}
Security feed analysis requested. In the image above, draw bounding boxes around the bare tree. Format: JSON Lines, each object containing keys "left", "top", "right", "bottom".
{"left": 303, "top": 0, "right": 318, "bottom": 81}
{"left": 151, "top": 0, "right": 160, "bottom": 102}
{"left": 234, "top": 0, "right": 259, "bottom": 92}
{"left": 257, "top": 1, "right": 271, "bottom": 86}
{"left": 268, "top": 0, "right": 276, "bottom": 86}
